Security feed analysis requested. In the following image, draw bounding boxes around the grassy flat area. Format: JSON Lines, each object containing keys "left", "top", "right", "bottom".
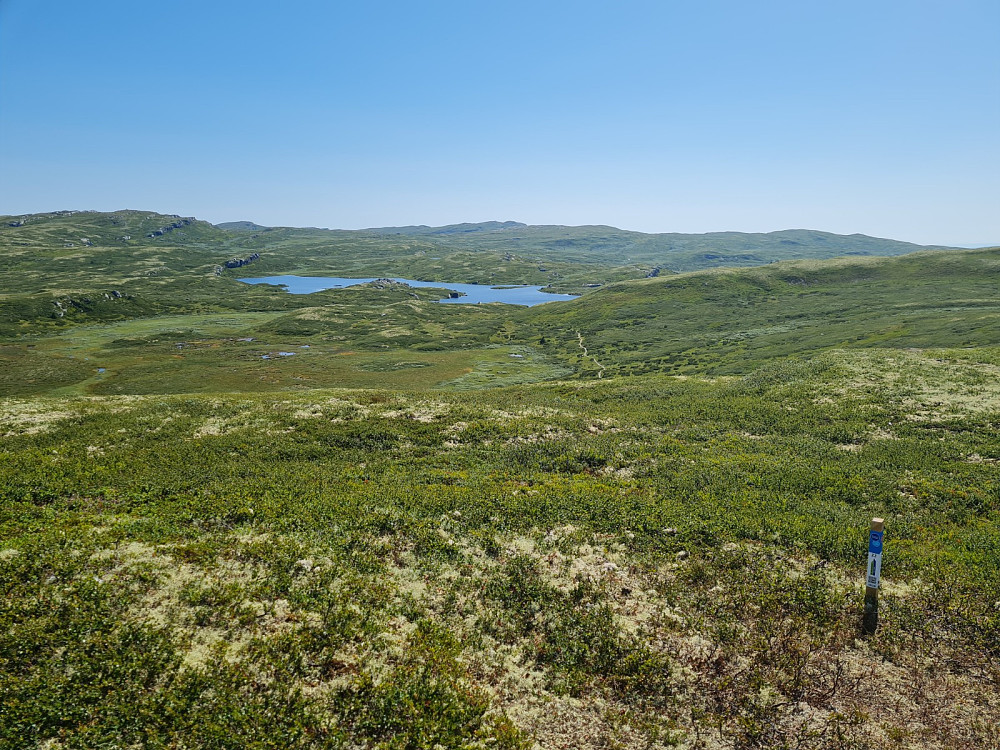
{"left": 6, "top": 301, "right": 568, "bottom": 396}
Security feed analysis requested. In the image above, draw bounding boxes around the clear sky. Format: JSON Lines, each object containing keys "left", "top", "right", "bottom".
{"left": 1, "top": 0, "right": 997, "bottom": 245}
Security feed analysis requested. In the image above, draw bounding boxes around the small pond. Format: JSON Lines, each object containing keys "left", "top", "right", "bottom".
{"left": 238, "top": 276, "right": 579, "bottom": 306}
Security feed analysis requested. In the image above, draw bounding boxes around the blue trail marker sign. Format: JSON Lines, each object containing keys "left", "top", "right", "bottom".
{"left": 863, "top": 517, "right": 884, "bottom": 635}
{"left": 867, "top": 528, "right": 884, "bottom": 589}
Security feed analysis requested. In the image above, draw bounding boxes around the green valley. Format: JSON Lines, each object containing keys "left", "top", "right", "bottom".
{"left": 1, "top": 210, "right": 997, "bottom": 749}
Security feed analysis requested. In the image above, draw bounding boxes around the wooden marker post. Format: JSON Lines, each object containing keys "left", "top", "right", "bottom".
{"left": 862, "top": 517, "right": 884, "bottom": 635}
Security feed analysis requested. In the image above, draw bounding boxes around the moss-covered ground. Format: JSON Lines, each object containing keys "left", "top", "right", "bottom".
{"left": 3, "top": 349, "right": 998, "bottom": 748}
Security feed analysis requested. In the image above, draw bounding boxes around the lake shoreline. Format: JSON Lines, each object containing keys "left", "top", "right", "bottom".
{"left": 238, "top": 275, "right": 580, "bottom": 306}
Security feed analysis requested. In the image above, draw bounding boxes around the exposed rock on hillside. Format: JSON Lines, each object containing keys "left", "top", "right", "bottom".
{"left": 146, "top": 218, "right": 195, "bottom": 238}
{"left": 363, "top": 278, "right": 410, "bottom": 290}
{"left": 224, "top": 252, "right": 261, "bottom": 269}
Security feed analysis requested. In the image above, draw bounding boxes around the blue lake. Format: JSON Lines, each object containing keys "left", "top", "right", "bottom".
{"left": 238, "top": 275, "right": 579, "bottom": 306}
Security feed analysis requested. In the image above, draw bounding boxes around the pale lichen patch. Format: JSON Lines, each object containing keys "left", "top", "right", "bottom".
{"left": 383, "top": 400, "right": 450, "bottom": 422}
{"left": 0, "top": 400, "right": 77, "bottom": 436}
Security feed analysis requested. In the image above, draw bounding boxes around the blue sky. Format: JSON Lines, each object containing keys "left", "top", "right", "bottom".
{"left": 1, "top": 0, "right": 997, "bottom": 245}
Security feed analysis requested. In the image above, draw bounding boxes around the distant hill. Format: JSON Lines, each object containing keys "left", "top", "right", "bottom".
{"left": 216, "top": 220, "right": 270, "bottom": 231}
{"left": 1, "top": 210, "right": 976, "bottom": 303}
{"left": 232, "top": 217, "right": 965, "bottom": 273}
{"left": 4, "top": 211, "right": 966, "bottom": 275}
{"left": 0, "top": 209, "right": 227, "bottom": 249}
{"left": 356, "top": 223, "right": 963, "bottom": 271}
{"left": 361, "top": 221, "right": 528, "bottom": 236}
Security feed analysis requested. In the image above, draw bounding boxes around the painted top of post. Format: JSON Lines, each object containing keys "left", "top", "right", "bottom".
{"left": 869, "top": 517, "right": 884, "bottom": 554}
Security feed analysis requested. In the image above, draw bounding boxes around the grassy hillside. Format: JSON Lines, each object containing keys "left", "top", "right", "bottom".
{"left": 221, "top": 221, "right": 961, "bottom": 290}
{"left": 1, "top": 209, "right": 228, "bottom": 252}
{"left": 1, "top": 211, "right": 966, "bottom": 322}
{"left": 0, "top": 210, "right": 994, "bottom": 399}
{"left": 215, "top": 224, "right": 638, "bottom": 293}
{"left": 6, "top": 246, "right": 999, "bottom": 398}
{"left": 2, "top": 351, "right": 998, "bottom": 748}
{"left": 0, "top": 210, "right": 282, "bottom": 338}
{"left": 517, "top": 248, "right": 1000, "bottom": 377}
{"left": 1, "top": 210, "right": 998, "bottom": 748}
{"left": 361, "top": 222, "right": 962, "bottom": 272}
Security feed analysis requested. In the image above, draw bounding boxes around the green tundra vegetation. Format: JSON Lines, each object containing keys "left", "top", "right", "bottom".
{"left": 1, "top": 211, "right": 997, "bottom": 749}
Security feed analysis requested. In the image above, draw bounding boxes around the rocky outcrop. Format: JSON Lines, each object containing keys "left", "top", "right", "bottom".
{"left": 363, "top": 278, "right": 411, "bottom": 290}
{"left": 224, "top": 252, "right": 261, "bottom": 269}
{"left": 146, "top": 218, "right": 194, "bottom": 238}
{"left": 51, "top": 290, "right": 131, "bottom": 318}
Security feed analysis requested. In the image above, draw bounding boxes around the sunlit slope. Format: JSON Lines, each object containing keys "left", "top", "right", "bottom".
{"left": 517, "top": 247, "right": 1000, "bottom": 377}
{"left": 2, "top": 350, "right": 998, "bottom": 748}
{"left": 0, "top": 211, "right": 308, "bottom": 336}
{"left": 2, "top": 211, "right": 969, "bottom": 314}
{"left": 3, "top": 210, "right": 993, "bottom": 393}
{"left": 0, "top": 210, "right": 232, "bottom": 294}
{"left": 0, "top": 209, "right": 229, "bottom": 251}
{"left": 222, "top": 220, "right": 964, "bottom": 287}
{"left": 216, "top": 223, "right": 643, "bottom": 292}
